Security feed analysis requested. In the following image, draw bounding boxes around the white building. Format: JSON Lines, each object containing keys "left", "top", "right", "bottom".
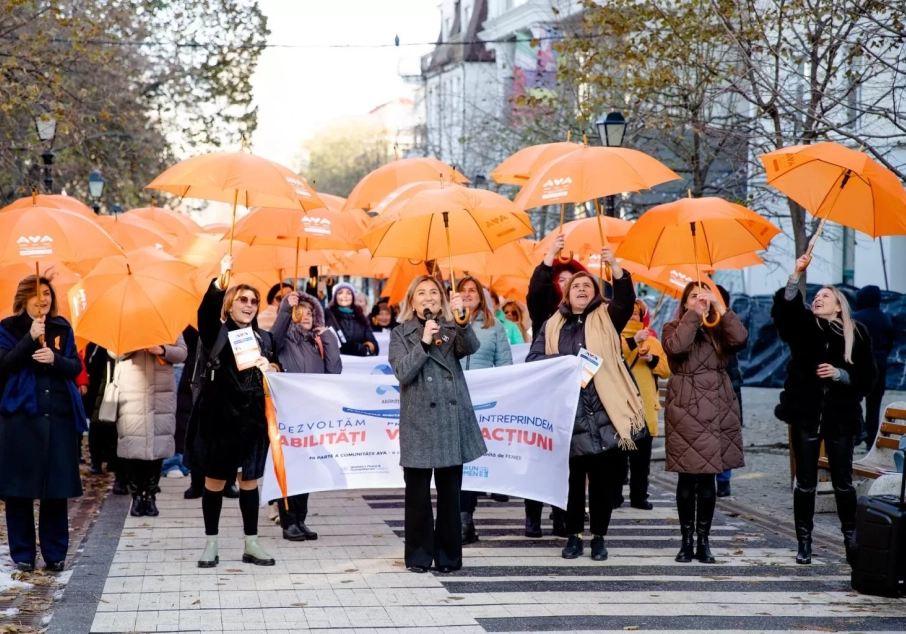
{"left": 409, "top": 0, "right": 906, "bottom": 296}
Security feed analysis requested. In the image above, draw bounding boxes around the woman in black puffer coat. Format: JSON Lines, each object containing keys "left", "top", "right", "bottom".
{"left": 328, "top": 282, "right": 378, "bottom": 357}
{"left": 772, "top": 255, "right": 876, "bottom": 566}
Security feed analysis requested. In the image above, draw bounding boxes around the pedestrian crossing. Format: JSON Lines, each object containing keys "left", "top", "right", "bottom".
{"left": 77, "top": 480, "right": 905, "bottom": 633}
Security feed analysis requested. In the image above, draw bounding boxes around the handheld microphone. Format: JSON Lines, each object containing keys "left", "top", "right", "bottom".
{"left": 423, "top": 309, "right": 443, "bottom": 346}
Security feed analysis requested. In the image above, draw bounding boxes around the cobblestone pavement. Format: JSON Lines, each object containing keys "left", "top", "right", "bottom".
{"left": 44, "top": 472, "right": 905, "bottom": 634}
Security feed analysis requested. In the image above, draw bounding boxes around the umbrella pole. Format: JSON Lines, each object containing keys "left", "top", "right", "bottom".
{"left": 443, "top": 211, "right": 470, "bottom": 325}
{"left": 35, "top": 261, "right": 44, "bottom": 345}
{"left": 650, "top": 293, "right": 667, "bottom": 320}
{"left": 691, "top": 222, "right": 720, "bottom": 327}
{"left": 802, "top": 170, "right": 852, "bottom": 268}
{"left": 556, "top": 203, "right": 573, "bottom": 263}
{"left": 592, "top": 198, "right": 613, "bottom": 284}
{"left": 220, "top": 189, "right": 239, "bottom": 288}
{"left": 292, "top": 238, "right": 303, "bottom": 322}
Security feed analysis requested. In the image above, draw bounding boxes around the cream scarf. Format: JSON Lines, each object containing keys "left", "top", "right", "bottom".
{"left": 545, "top": 305, "right": 646, "bottom": 449}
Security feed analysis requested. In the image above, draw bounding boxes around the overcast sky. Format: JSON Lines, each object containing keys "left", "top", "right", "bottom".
{"left": 250, "top": 0, "right": 439, "bottom": 168}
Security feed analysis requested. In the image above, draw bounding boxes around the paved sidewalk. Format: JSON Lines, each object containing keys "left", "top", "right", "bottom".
{"left": 45, "top": 476, "right": 906, "bottom": 634}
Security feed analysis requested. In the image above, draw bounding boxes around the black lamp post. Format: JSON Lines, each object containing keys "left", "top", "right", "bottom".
{"left": 34, "top": 113, "right": 57, "bottom": 194}
{"left": 473, "top": 174, "right": 489, "bottom": 190}
{"left": 88, "top": 170, "right": 106, "bottom": 214}
{"left": 595, "top": 111, "right": 628, "bottom": 217}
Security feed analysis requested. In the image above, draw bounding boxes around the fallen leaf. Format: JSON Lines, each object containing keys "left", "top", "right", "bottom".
{"left": 191, "top": 599, "right": 200, "bottom": 605}
{"left": 624, "top": 627, "right": 639, "bottom": 631}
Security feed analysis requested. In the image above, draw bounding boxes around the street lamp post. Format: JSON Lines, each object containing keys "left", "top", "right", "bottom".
{"left": 473, "top": 174, "right": 489, "bottom": 190}
{"left": 595, "top": 111, "right": 628, "bottom": 218}
{"left": 88, "top": 170, "right": 106, "bottom": 214}
{"left": 34, "top": 113, "right": 58, "bottom": 194}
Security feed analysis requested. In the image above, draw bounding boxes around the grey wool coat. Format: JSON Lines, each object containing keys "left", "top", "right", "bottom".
{"left": 389, "top": 317, "right": 487, "bottom": 469}
{"left": 112, "top": 337, "right": 187, "bottom": 460}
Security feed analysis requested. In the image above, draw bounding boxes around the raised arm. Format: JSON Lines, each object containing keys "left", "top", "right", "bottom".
{"left": 198, "top": 280, "right": 226, "bottom": 350}
{"left": 607, "top": 271, "right": 636, "bottom": 334}
{"left": 271, "top": 295, "right": 294, "bottom": 354}
{"left": 527, "top": 262, "right": 558, "bottom": 335}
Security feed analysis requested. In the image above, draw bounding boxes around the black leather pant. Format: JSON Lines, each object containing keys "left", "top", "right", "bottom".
{"left": 791, "top": 427, "right": 857, "bottom": 539}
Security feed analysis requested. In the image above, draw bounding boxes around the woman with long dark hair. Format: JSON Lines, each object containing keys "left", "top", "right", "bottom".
{"left": 389, "top": 275, "right": 486, "bottom": 573}
{"left": 772, "top": 256, "right": 876, "bottom": 564}
{"left": 527, "top": 256, "right": 647, "bottom": 562}
{"left": 663, "top": 281, "right": 748, "bottom": 564}
{"left": 0, "top": 276, "right": 86, "bottom": 572}
{"left": 187, "top": 256, "right": 280, "bottom": 569}
{"left": 454, "top": 276, "right": 513, "bottom": 544}
{"left": 328, "top": 282, "right": 378, "bottom": 356}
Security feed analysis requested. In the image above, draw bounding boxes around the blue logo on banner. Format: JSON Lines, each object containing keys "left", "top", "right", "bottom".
{"left": 372, "top": 364, "right": 400, "bottom": 395}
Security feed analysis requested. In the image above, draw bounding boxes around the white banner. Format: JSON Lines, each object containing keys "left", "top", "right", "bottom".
{"left": 262, "top": 356, "right": 580, "bottom": 508}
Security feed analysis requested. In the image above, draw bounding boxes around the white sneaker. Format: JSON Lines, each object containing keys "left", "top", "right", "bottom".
{"left": 165, "top": 470, "right": 185, "bottom": 478}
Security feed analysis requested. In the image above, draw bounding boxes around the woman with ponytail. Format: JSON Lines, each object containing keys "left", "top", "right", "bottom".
{"left": 663, "top": 281, "right": 748, "bottom": 564}
{"left": 772, "top": 255, "right": 876, "bottom": 565}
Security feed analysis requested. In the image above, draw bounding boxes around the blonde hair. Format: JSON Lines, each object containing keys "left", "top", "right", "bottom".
{"left": 820, "top": 286, "right": 856, "bottom": 363}
{"left": 13, "top": 275, "right": 58, "bottom": 318}
{"left": 399, "top": 275, "right": 452, "bottom": 322}
{"left": 221, "top": 284, "right": 261, "bottom": 322}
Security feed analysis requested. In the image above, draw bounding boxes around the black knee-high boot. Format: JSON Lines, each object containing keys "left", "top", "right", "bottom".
{"left": 201, "top": 488, "right": 223, "bottom": 536}
{"left": 695, "top": 475, "right": 717, "bottom": 564}
{"left": 793, "top": 486, "right": 815, "bottom": 564}
{"left": 675, "top": 474, "right": 696, "bottom": 563}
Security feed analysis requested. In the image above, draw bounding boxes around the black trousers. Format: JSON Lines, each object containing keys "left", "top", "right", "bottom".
{"left": 404, "top": 465, "right": 463, "bottom": 569}
{"left": 4, "top": 497, "right": 69, "bottom": 565}
{"left": 567, "top": 450, "right": 623, "bottom": 536}
{"left": 524, "top": 499, "right": 566, "bottom": 521}
{"left": 791, "top": 427, "right": 857, "bottom": 530}
{"left": 122, "top": 458, "right": 163, "bottom": 496}
{"left": 460, "top": 490, "right": 479, "bottom": 515}
{"left": 614, "top": 435, "right": 653, "bottom": 505}
{"left": 276, "top": 493, "right": 310, "bottom": 529}
{"left": 88, "top": 421, "right": 118, "bottom": 471}
{"left": 863, "top": 368, "right": 886, "bottom": 447}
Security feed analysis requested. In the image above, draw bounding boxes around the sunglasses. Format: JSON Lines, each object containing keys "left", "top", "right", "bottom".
{"left": 234, "top": 295, "right": 259, "bottom": 307}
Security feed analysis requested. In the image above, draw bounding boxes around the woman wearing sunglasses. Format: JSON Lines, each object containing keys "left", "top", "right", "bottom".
{"left": 186, "top": 256, "right": 280, "bottom": 569}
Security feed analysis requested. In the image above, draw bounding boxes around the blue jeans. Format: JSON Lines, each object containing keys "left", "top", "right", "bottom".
{"left": 717, "top": 469, "right": 732, "bottom": 483}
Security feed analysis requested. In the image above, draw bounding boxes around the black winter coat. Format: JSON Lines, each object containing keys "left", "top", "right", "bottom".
{"left": 329, "top": 307, "right": 379, "bottom": 356}
{"left": 174, "top": 326, "right": 199, "bottom": 455}
{"left": 0, "top": 313, "right": 84, "bottom": 499}
{"left": 526, "top": 275, "right": 646, "bottom": 456}
{"left": 772, "top": 287, "right": 877, "bottom": 437}
{"left": 526, "top": 260, "right": 588, "bottom": 341}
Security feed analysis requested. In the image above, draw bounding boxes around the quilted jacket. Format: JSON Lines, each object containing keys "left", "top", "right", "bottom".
{"left": 662, "top": 309, "right": 748, "bottom": 474}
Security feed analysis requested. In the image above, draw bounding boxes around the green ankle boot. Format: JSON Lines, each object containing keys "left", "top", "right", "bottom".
{"left": 242, "top": 536, "right": 275, "bottom": 566}
{"left": 197, "top": 537, "right": 218, "bottom": 568}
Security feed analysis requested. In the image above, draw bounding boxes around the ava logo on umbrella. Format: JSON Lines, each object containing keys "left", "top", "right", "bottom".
{"left": 71, "top": 288, "right": 88, "bottom": 319}
{"left": 668, "top": 269, "right": 694, "bottom": 290}
{"left": 16, "top": 235, "right": 54, "bottom": 257}
{"left": 541, "top": 176, "right": 573, "bottom": 201}
{"left": 285, "top": 176, "right": 313, "bottom": 197}
{"left": 301, "top": 216, "right": 332, "bottom": 235}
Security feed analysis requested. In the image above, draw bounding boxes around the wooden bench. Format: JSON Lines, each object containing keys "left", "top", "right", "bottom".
{"left": 818, "top": 405, "right": 906, "bottom": 479}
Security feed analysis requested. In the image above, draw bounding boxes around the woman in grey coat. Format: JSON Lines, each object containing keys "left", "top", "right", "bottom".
{"left": 111, "top": 337, "right": 188, "bottom": 517}
{"left": 455, "top": 276, "right": 512, "bottom": 544}
{"left": 269, "top": 290, "right": 341, "bottom": 541}
{"left": 389, "top": 275, "right": 486, "bottom": 573}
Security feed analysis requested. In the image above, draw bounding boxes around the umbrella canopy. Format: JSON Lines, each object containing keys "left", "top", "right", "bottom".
{"left": 125, "top": 206, "right": 204, "bottom": 236}
{"left": 231, "top": 205, "right": 367, "bottom": 252}
{"left": 708, "top": 252, "right": 765, "bottom": 271}
{"left": 330, "top": 249, "right": 397, "bottom": 279}
{"left": 95, "top": 215, "right": 177, "bottom": 251}
{"left": 620, "top": 261, "right": 720, "bottom": 300}
{"left": 68, "top": 248, "right": 199, "bottom": 355}
{"left": 0, "top": 205, "right": 122, "bottom": 267}
{"left": 362, "top": 185, "right": 534, "bottom": 261}
{"left": 344, "top": 157, "right": 469, "bottom": 212}
{"left": 615, "top": 197, "right": 780, "bottom": 268}
{"left": 446, "top": 239, "right": 538, "bottom": 278}
{"left": 2, "top": 193, "right": 98, "bottom": 221}
{"left": 202, "top": 222, "right": 231, "bottom": 236}
{"left": 512, "top": 146, "right": 681, "bottom": 210}
{"left": 146, "top": 151, "right": 323, "bottom": 211}
{"left": 537, "top": 215, "right": 632, "bottom": 259}
{"left": 760, "top": 142, "right": 906, "bottom": 238}
{"left": 490, "top": 141, "right": 582, "bottom": 185}
{"left": 167, "top": 233, "right": 224, "bottom": 267}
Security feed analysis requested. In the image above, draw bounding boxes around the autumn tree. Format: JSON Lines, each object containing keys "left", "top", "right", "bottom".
{"left": 297, "top": 117, "right": 392, "bottom": 198}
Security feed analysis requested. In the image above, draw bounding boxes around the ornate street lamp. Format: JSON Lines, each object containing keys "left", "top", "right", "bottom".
{"left": 595, "top": 111, "right": 628, "bottom": 217}
{"left": 34, "top": 112, "right": 58, "bottom": 193}
{"left": 88, "top": 170, "right": 106, "bottom": 214}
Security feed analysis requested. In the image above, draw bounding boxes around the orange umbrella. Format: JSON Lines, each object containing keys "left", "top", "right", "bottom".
{"left": 125, "top": 205, "right": 203, "bottom": 236}
{"left": 331, "top": 249, "right": 397, "bottom": 279}
{"left": 202, "top": 222, "right": 231, "bottom": 236}
{"left": 760, "top": 142, "right": 906, "bottom": 265}
{"left": 620, "top": 261, "right": 721, "bottom": 301}
{"left": 2, "top": 192, "right": 98, "bottom": 221}
{"left": 168, "top": 233, "right": 224, "bottom": 267}
{"left": 490, "top": 141, "right": 582, "bottom": 185}
{"left": 262, "top": 374, "right": 289, "bottom": 509}
{"left": 537, "top": 215, "right": 632, "bottom": 264}
{"left": 146, "top": 152, "right": 324, "bottom": 286}
{"left": 488, "top": 276, "right": 529, "bottom": 304}
{"left": 616, "top": 196, "right": 779, "bottom": 325}
{"left": 95, "top": 215, "right": 177, "bottom": 251}
{"left": 68, "top": 248, "right": 199, "bottom": 355}
{"left": 446, "top": 239, "right": 538, "bottom": 278}
{"left": 231, "top": 205, "right": 367, "bottom": 252}
{"left": 382, "top": 259, "right": 430, "bottom": 305}
{"left": 0, "top": 205, "right": 121, "bottom": 267}
{"left": 707, "top": 252, "right": 765, "bottom": 271}
{"left": 344, "top": 157, "right": 469, "bottom": 212}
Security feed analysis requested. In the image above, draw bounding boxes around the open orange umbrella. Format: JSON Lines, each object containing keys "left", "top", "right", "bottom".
{"left": 95, "top": 214, "right": 177, "bottom": 251}
{"left": 330, "top": 249, "right": 397, "bottom": 279}
{"left": 202, "top": 222, "right": 231, "bottom": 236}
{"left": 708, "top": 252, "right": 765, "bottom": 271}
{"left": 0, "top": 205, "right": 122, "bottom": 267}
{"left": 620, "top": 261, "right": 720, "bottom": 300}
{"left": 760, "top": 142, "right": 906, "bottom": 265}
{"left": 344, "top": 157, "right": 469, "bottom": 212}
{"left": 446, "top": 239, "right": 538, "bottom": 278}
{"left": 125, "top": 205, "right": 203, "bottom": 236}
{"left": 2, "top": 192, "right": 98, "bottom": 221}
{"left": 68, "top": 247, "right": 199, "bottom": 355}
{"left": 617, "top": 196, "right": 779, "bottom": 324}
{"left": 490, "top": 141, "right": 582, "bottom": 185}
{"left": 537, "top": 215, "right": 632, "bottom": 266}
